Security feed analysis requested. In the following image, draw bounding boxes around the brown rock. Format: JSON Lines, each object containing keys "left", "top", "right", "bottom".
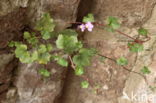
{"left": 60, "top": 0, "right": 156, "bottom": 103}
{"left": 91, "top": 0, "right": 156, "bottom": 27}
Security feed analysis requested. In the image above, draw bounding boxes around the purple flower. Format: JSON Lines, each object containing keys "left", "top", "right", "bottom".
{"left": 85, "top": 22, "right": 94, "bottom": 32}
{"left": 79, "top": 24, "right": 86, "bottom": 32}
{"left": 78, "top": 22, "right": 94, "bottom": 32}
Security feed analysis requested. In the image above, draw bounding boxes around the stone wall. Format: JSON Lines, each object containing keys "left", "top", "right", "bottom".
{"left": 0, "top": 0, "right": 156, "bottom": 103}
{"left": 0, "top": 0, "right": 80, "bottom": 103}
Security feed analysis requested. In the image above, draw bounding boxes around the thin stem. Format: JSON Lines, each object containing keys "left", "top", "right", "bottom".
{"left": 94, "top": 22, "right": 142, "bottom": 42}
{"left": 116, "top": 30, "right": 136, "bottom": 41}
{"left": 97, "top": 53, "right": 149, "bottom": 85}
{"left": 66, "top": 21, "right": 150, "bottom": 86}
{"left": 68, "top": 55, "right": 95, "bottom": 88}
{"left": 98, "top": 54, "right": 116, "bottom": 62}
{"left": 67, "top": 21, "right": 150, "bottom": 44}
{"left": 142, "top": 36, "right": 151, "bottom": 42}
{"left": 68, "top": 55, "right": 76, "bottom": 69}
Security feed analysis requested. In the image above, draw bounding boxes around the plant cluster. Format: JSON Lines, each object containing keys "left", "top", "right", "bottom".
{"left": 9, "top": 13, "right": 152, "bottom": 89}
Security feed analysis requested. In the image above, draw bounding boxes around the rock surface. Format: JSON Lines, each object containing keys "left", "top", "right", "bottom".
{"left": 91, "top": 0, "right": 156, "bottom": 26}
{"left": 13, "top": 62, "right": 66, "bottom": 103}
{"left": 0, "top": 54, "right": 15, "bottom": 102}
{"left": 0, "top": 0, "right": 156, "bottom": 103}
{"left": 60, "top": 0, "right": 156, "bottom": 103}
{"left": 26, "top": 0, "right": 80, "bottom": 29}
{"left": 118, "top": 5, "right": 156, "bottom": 103}
{"left": 61, "top": 25, "right": 137, "bottom": 103}
{"left": 0, "top": 0, "right": 80, "bottom": 103}
{"left": 0, "top": 0, "right": 80, "bottom": 24}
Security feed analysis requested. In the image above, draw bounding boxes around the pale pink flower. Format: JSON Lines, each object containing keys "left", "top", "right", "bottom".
{"left": 85, "top": 22, "right": 94, "bottom": 32}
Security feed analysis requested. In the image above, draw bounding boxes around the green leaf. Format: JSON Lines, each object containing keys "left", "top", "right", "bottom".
{"left": 149, "top": 86, "right": 156, "bottom": 91}
{"left": 56, "top": 34, "right": 78, "bottom": 49}
{"left": 38, "top": 44, "right": 47, "bottom": 53}
{"left": 24, "top": 32, "right": 31, "bottom": 39}
{"left": 138, "top": 28, "right": 148, "bottom": 36}
{"left": 15, "top": 44, "right": 27, "bottom": 58}
{"left": 31, "top": 51, "right": 38, "bottom": 61}
{"left": 39, "top": 68, "right": 51, "bottom": 77}
{"left": 79, "top": 48, "right": 96, "bottom": 58}
{"left": 19, "top": 52, "right": 32, "bottom": 63}
{"left": 46, "top": 44, "right": 53, "bottom": 52}
{"left": 57, "top": 58, "right": 68, "bottom": 67}
{"left": 56, "top": 35, "right": 65, "bottom": 49}
{"left": 28, "top": 38, "right": 38, "bottom": 45}
{"left": 75, "top": 66, "right": 84, "bottom": 76}
{"left": 107, "top": 16, "right": 120, "bottom": 31}
{"left": 24, "top": 32, "right": 38, "bottom": 45}
{"left": 128, "top": 43, "right": 144, "bottom": 52}
{"left": 116, "top": 57, "right": 128, "bottom": 66}
{"left": 59, "top": 29, "right": 78, "bottom": 36}
{"left": 8, "top": 41, "right": 16, "bottom": 47}
{"left": 38, "top": 52, "right": 51, "bottom": 64}
{"left": 41, "top": 31, "right": 52, "bottom": 40}
{"left": 13, "top": 43, "right": 35, "bottom": 63}
{"left": 73, "top": 48, "right": 96, "bottom": 67}
{"left": 81, "top": 81, "right": 89, "bottom": 88}
{"left": 35, "top": 13, "right": 55, "bottom": 40}
{"left": 17, "top": 44, "right": 27, "bottom": 50}
{"left": 141, "top": 66, "right": 151, "bottom": 74}
{"left": 83, "top": 13, "right": 95, "bottom": 23}
{"left": 56, "top": 34, "right": 81, "bottom": 53}
{"left": 73, "top": 54, "right": 89, "bottom": 66}
{"left": 35, "top": 13, "right": 55, "bottom": 32}
{"left": 14, "top": 42, "right": 21, "bottom": 47}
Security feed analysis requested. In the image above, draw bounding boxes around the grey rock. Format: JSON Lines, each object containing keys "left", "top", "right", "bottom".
{"left": 14, "top": 62, "right": 66, "bottom": 103}
{"left": 0, "top": 0, "right": 80, "bottom": 103}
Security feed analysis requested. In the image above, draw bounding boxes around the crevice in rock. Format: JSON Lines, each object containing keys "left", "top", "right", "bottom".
{"left": 2, "top": 1, "right": 156, "bottom": 103}
{"left": 0, "top": 7, "right": 27, "bottom": 102}
{"left": 54, "top": 0, "right": 95, "bottom": 103}
{"left": 0, "top": 58, "right": 19, "bottom": 102}
{"left": 76, "top": 0, "right": 94, "bottom": 22}
{"left": 71, "top": 0, "right": 94, "bottom": 29}
{"left": 141, "top": 2, "right": 156, "bottom": 26}
{"left": 54, "top": 66, "right": 73, "bottom": 103}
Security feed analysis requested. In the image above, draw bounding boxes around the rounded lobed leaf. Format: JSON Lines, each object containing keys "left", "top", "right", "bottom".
{"left": 56, "top": 34, "right": 81, "bottom": 53}
{"left": 141, "top": 66, "right": 151, "bottom": 74}
{"left": 128, "top": 43, "right": 144, "bottom": 52}
{"left": 75, "top": 66, "right": 84, "bottom": 76}
{"left": 83, "top": 13, "right": 95, "bottom": 23}
{"left": 138, "top": 28, "right": 148, "bottom": 36}
{"left": 107, "top": 16, "right": 120, "bottom": 31}
{"left": 57, "top": 58, "right": 68, "bottom": 67}
{"left": 39, "top": 68, "right": 51, "bottom": 77}
{"left": 116, "top": 57, "right": 128, "bottom": 66}
{"left": 81, "top": 81, "right": 89, "bottom": 88}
